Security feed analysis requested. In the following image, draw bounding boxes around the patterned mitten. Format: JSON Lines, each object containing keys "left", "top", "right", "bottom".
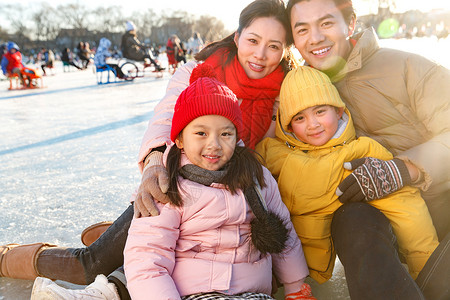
{"left": 285, "top": 283, "right": 317, "bottom": 300}
{"left": 336, "top": 157, "right": 411, "bottom": 203}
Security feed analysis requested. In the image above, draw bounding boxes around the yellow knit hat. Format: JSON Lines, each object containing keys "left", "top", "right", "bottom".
{"left": 279, "top": 66, "right": 345, "bottom": 130}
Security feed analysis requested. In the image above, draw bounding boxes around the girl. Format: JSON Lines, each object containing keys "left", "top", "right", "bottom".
{"left": 124, "top": 65, "right": 314, "bottom": 300}
{"left": 33, "top": 65, "right": 315, "bottom": 300}
{"left": 2, "top": 1, "right": 299, "bottom": 298}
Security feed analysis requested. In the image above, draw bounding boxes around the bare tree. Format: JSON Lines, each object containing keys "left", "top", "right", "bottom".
{"left": 91, "top": 6, "right": 124, "bottom": 34}
{"left": 0, "top": 4, "right": 32, "bottom": 48}
{"left": 56, "top": 3, "right": 90, "bottom": 29}
{"left": 32, "top": 3, "right": 60, "bottom": 43}
{"left": 132, "top": 8, "right": 160, "bottom": 42}
{"left": 0, "top": 26, "right": 8, "bottom": 42}
{"left": 0, "top": 2, "right": 230, "bottom": 52}
{"left": 195, "top": 15, "right": 228, "bottom": 43}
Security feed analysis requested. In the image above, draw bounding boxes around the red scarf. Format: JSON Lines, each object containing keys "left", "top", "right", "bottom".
{"left": 204, "top": 49, "right": 284, "bottom": 149}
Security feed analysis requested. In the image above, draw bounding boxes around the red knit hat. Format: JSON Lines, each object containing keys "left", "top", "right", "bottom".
{"left": 170, "top": 63, "right": 243, "bottom": 142}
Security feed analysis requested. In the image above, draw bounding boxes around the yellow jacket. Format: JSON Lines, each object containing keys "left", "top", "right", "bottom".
{"left": 256, "top": 109, "right": 438, "bottom": 283}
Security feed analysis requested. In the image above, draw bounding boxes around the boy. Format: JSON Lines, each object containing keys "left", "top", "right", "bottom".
{"left": 286, "top": 1, "right": 449, "bottom": 298}
{"left": 287, "top": 0, "right": 449, "bottom": 240}
{"left": 1, "top": 41, "right": 26, "bottom": 85}
{"left": 256, "top": 66, "right": 438, "bottom": 284}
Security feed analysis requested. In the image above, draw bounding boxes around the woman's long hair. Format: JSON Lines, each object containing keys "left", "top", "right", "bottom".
{"left": 166, "top": 144, "right": 266, "bottom": 207}
{"left": 195, "top": 0, "right": 298, "bottom": 74}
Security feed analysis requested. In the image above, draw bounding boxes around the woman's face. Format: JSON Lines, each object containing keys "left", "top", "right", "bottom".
{"left": 234, "top": 17, "right": 287, "bottom": 79}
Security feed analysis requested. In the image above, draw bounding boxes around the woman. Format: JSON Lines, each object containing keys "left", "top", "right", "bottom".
{"left": 2, "top": 1, "right": 299, "bottom": 299}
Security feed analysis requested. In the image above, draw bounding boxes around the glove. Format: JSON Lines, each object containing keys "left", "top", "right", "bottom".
{"left": 336, "top": 157, "right": 411, "bottom": 203}
{"left": 285, "top": 283, "right": 316, "bottom": 300}
{"left": 134, "top": 151, "right": 170, "bottom": 218}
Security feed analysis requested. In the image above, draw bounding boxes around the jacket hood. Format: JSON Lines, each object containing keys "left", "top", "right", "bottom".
{"left": 99, "top": 37, "right": 111, "bottom": 49}
{"left": 7, "top": 42, "right": 19, "bottom": 52}
{"left": 275, "top": 107, "right": 355, "bottom": 152}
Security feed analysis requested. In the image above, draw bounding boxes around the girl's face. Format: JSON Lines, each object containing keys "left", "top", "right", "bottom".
{"left": 234, "top": 17, "right": 287, "bottom": 79}
{"left": 290, "top": 105, "right": 343, "bottom": 146}
{"left": 175, "top": 115, "right": 237, "bottom": 171}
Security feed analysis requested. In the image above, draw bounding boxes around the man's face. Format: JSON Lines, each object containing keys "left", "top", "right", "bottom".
{"left": 290, "top": 0, "right": 355, "bottom": 71}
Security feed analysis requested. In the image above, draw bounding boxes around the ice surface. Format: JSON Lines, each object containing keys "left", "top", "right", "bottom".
{"left": 0, "top": 36, "right": 448, "bottom": 299}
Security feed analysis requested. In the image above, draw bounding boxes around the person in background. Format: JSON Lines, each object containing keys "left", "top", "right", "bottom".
{"left": 121, "top": 21, "right": 164, "bottom": 71}
{"left": 76, "top": 42, "right": 91, "bottom": 69}
{"left": 1, "top": 41, "right": 26, "bottom": 85}
{"left": 286, "top": 0, "right": 450, "bottom": 299}
{"left": 0, "top": 43, "right": 7, "bottom": 62}
{"left": 94, "top": 37, "right": 128, "bottom": 79}
{"left": 40, "top": 47, "right": 55, "bottom": 76}
{"left": 177, "top": 38, "right": 187, "bottom": 64}
{"left": 61, "top": 48, "right": 82, "bottom": 71}
{"left": 187, "top": 32, "right": 204, "bottom": 56}
{"left": 166, "top": 35, "right": 178, "bottom": 73}
{"left": 256, "top": 66, "right": 438, "bottom": 285}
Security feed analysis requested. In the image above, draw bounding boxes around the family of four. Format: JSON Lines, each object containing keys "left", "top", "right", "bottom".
{"left": 1, "top": 0, "right": 448, "bottom": 299}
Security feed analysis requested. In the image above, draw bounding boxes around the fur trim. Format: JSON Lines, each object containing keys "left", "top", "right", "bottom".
{"left": 251, "top": 211, "right": 288, "bottom": 254}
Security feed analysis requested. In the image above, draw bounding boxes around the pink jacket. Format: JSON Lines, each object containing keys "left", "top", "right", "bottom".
{"left": 124, "top": 148, "right": 309, "bottom": 300}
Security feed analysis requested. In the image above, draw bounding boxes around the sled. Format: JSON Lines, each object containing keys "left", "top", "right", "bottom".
{"left": 96, "top": 65, "right": 134, "bottom": 85}
{"left": 8, "top": 67, "right": 44, "bottom": 90}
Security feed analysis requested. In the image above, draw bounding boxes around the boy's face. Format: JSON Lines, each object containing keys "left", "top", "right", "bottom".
{"left": 10, "top": 48, "right": 17, "bottom": 54}
{"left": 175, "top": 115, "right": 237, "bottom": 171}
{"left": 290, "top": 105, "right": 344, "bottom": 146}
{"left": 290, "top": 0, "right": 355, "bottom": 71}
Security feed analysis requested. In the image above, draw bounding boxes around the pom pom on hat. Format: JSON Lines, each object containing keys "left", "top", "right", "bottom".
{"left": 170, "top": 63, "right": 243, "bottom": 142}
{"left": 189, "top": 63, "right": 217, "bottom": 84}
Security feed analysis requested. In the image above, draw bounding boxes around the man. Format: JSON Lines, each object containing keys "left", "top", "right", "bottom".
{"left": 121, "top": 21, "right": 165, "bottom": 71}
{"left": 286, "top": 0, "right": 449, "bottom": 299}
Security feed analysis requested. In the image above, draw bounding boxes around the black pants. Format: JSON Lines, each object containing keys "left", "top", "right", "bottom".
{"left": 331, "top": 202, "right": 450, "bottom": 300}
{"left": 79, "top": 56, "right": 90, "bottom": 68}
{"left": 98, "top": 64, "right": 126, "bottom": 78}
{"left": 125, "top": 49, "right": 161, "bottom": 69}
{"left": 62, "top": 61, "right": 82, "bottom": 70}
{"left": 37, "top": 205, "right": 133, "bottom": 284}
{"left": 41, "top": 62, "right": 53, "bottom": 75}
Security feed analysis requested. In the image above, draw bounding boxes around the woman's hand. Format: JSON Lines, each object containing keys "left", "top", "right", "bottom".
{"left": 134, "top": 151, "right": 170, "bottom": 218}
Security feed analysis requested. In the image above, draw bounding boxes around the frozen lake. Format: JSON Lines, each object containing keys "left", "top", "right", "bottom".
{"left": 1, "top": 36, "right": 449, "bottom": 299}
